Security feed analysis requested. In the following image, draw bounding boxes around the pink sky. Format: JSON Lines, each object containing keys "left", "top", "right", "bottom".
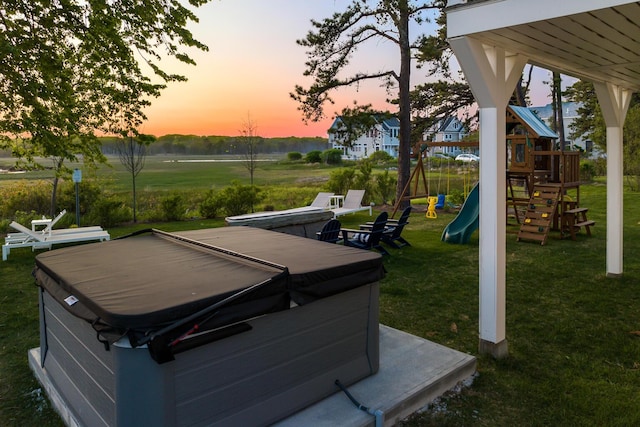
{"left": 141, "top": 1, "right": 560, "bottom": 139}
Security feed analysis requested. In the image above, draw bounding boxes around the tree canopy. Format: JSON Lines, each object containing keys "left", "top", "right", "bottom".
{"left": 565, "top": 80, "right": 640, "bottom": 189}
{"left": 0, "top": 0, "right": 211, "bottom": 213}
{"left": 292, "top": 0, "right": 446, "bottom": 206}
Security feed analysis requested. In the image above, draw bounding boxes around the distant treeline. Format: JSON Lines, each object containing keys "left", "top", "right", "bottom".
{"left": 100, "top": 134, "right": 330, "bottom": 156}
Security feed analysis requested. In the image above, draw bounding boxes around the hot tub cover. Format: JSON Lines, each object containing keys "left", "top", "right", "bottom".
{"left": 34, "top": 227, "right": 384, "bottom": 361}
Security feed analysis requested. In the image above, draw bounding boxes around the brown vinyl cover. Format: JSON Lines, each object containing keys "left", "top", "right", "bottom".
{"left": 34, "top": 227, "right": 384, "bottom": 331}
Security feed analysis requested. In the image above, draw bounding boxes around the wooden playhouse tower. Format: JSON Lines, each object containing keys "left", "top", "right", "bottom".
{"left": 505, "top": 105, "right": 594, "bottom": 244}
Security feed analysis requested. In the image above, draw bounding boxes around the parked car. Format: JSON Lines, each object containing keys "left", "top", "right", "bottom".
{"left": 455, "top": 153, "right": 480, "bottom": 162}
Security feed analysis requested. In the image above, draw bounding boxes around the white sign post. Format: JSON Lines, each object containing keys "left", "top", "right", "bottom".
{"left": 72, "top": 169, "right": 82, "bottom": 226}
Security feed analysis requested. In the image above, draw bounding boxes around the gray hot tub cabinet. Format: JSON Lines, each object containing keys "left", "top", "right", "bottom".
{"left": 32, "top": 227, "right": 383, "bottom": 427}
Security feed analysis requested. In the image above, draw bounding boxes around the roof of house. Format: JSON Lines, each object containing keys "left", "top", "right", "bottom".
{"left": 529, "top": 102, "right": 580, "bottom": 120}
{"left": 437, "top": 116, "right": 465, "bottom": 133}
{"left": 380, "top": 117, "right": 399, "bottom": 130}
{"left": 328, "top": 115, "right": 399, "bottom": 131}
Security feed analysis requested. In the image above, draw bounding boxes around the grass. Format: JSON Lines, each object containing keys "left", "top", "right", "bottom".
{"left": 1, "top": 170, "right": 639, "bottom": 425}
{"left": 0, "top": 155, "right": 338, "bottom": 192}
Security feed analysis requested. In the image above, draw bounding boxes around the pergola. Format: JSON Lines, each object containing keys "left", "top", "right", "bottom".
{"left": 446, "top": 0, "right": 640, "bottom": 357}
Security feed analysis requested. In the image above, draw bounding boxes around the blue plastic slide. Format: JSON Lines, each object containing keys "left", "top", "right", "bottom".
{"left": 441, "top": 182, "right": 479, "bottom": 244}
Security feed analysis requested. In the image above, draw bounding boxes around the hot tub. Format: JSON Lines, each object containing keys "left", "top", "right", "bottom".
{"left": 32, "top": 227, "right": 383, "bottom": 427}
{"left": 225, "top": 207, "right": 334, "bottom": 238}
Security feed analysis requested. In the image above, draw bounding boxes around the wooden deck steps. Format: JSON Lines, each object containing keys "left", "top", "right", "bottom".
{"left": 516, "top": 185, "right": 561, "bottom": 245}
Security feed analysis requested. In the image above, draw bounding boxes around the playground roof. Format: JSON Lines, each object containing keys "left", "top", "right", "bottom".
{"left": 508, "top": 105, "right": 558, "bottom": 140}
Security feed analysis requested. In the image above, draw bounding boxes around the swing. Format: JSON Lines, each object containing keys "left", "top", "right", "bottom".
{"left": 435, "top": 155, "right": 448, "bottom": 209}
{"left": 426, "top": 196, "right": 438, "bottom": 219}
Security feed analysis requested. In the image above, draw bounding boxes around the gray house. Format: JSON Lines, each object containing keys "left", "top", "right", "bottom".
{"left": 423, "top": 116, "right": 469, "bottom": 157}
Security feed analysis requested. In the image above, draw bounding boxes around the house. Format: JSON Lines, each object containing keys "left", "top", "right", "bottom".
{"left": 328, "top": 115, "right": 400, "bottom": 159}
{"left": 423, "top": 116, "right": 469, "bottom": 157}
{"left": 529, "top": 102, "right": 597, "bottom": 156}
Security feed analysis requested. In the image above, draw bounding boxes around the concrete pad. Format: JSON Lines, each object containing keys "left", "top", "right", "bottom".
{"left": 275, "top": 324, "right": 477, "bottom": 427}
{"left": 29, "top": 324, "right": 476, "bottom": 427}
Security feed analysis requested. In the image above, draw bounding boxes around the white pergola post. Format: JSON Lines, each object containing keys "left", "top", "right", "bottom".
{"left": 449, "top": 36, "right": 527, "bottom": 358}
{"left": 593, "top": 82, "right": 632, "bottom": 277}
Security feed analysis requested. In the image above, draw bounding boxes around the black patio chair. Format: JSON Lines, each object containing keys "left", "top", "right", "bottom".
{"left": 316, "top": 219, "right": 342, "bottom": 243}
{"left": 381, "top": 206, "right": 412, "bottom": 249}
{"left": 341, "top": 211, "right": 389, "bottom": 256}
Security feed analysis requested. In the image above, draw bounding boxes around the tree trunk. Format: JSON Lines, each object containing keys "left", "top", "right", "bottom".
{"left": 50, "top": 158, "right": 64, "bottom": 217}
{"left": 554, "top": 72, "right": 566, "bottom": 150}
{"left": 132, "top": 167, "right": 137, "bottom": 223}
{"left": 513, "top": 76, "right": 527, "bottom": 106}
{"left": 395, "top": 3, "right": 412, "bottom": 209}
{"left": 50, "top": 176, "right": 59, "bottom": 218}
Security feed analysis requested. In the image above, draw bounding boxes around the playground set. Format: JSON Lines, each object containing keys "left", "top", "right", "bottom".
{"left": 505, "top": 105, "right": 594, "bottom": 245}
{"left": 394, "top": 105, "right": 594, "bottom": 245}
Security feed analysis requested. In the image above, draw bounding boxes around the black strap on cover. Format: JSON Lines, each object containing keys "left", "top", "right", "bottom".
{"left": 127, "top": 229, "right": 290, "bottom": 364}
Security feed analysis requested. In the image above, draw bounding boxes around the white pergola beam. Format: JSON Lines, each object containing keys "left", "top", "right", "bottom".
{"left": 449, "top": 36, "right": 527, "bottom": 358}
{"left": 594, "top": 82, "right": 632, "bottom": 277}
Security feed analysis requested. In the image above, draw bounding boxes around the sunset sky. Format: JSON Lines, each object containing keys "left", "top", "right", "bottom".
{"left": 141, "top": 1, "right": 558, "bottom": 139}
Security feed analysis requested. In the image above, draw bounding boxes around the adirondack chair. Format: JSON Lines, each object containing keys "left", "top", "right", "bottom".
{"left": 381, "top": 206, "right": 412, "bottom": 249}
{"left": 362, "top": 206, "right": 412, "bottom": 249}
{"left": 316, "top": 219, "right": 342, "bottom": 243}
{"left": 341, "top": 211, "right": 389, "bottom": 255}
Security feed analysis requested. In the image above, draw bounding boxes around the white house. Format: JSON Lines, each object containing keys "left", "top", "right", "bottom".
{"left": 328, "top": 116, "right": 400, "bottom": 159}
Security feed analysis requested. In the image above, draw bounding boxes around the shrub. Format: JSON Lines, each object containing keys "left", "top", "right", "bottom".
{"left": 580, "top": 160, "right": 596, "bottom": 182}
{"left": 260, "top": 186, "right": 321, "bottom": 211}
{"left": 58, "top": 179, "right": 107, "bottom": 219}
{"left": 218, "top": 181, "right": 263, "bottom": 216}
{"left": 448, "top": 189, "right": 465, "bottom": 206}
{"left": 13, "top": 210, "right": 41, "bottom": 228}
{"left": 305, "top": 150, "right": 322, "bottom": 163}
{"left": 376, "top": 169, "right": 397, "bottom": 205}
{"left": 0, "top": 180, "right": 50, "bottom": 218}
{"left": 287, "top": 151, "right": 302, "bottom": 161}
{"left": 322, "top": 148, "right": 343, "bottom": 165}
{"left": 88, "top": 196, "right": 131, "bottom": 227}
{"left": 593, "top": 156, "right": 607, "bottom": 176}
{"left": 369, "top": 150, "right": 394, "bottom": 164}
{"left": 199, "top": 189, "right": 221, "bottom": 219}
{"left": 160, "top": 193, "right": 185, "bottom": 221}
{"left": 326, "top": 168, "right": 356, "bottom": 195}
{"left": 354, "top": 160, "right": 374, "bottom": 204}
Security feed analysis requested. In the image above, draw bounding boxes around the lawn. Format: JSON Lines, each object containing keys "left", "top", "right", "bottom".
{"left": 1, "top": 178, "right": 639, "bottom": 425}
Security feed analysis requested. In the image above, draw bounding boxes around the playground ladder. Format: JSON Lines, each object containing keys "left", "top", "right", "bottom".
{"left": 506, "top": 172, "right": 531, "bottom": 224}
{"left": 516, "top": 184, "right": 561, "bottom": 245}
